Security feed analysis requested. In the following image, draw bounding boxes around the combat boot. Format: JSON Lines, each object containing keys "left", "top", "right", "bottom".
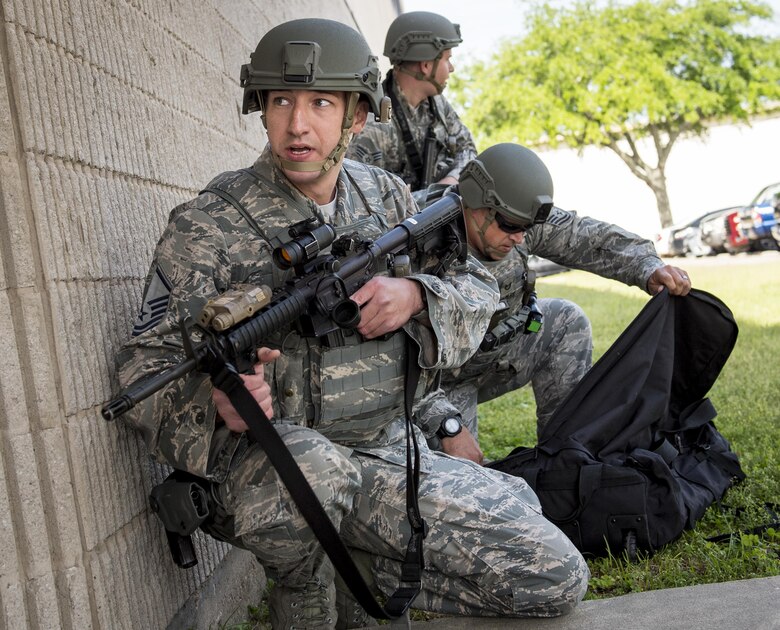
{"left": 269, "top": 573, "right": 336, "bottom": 629}
{"left": 334, "top": 549, "right": 376, "bottom": 629}
{"left": 335, "top": 584, "right": 375, "bottom": 629}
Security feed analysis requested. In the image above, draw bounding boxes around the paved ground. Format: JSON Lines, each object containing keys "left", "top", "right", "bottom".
{"left": 367, "top": 576, "right": 780, "bottom": 629}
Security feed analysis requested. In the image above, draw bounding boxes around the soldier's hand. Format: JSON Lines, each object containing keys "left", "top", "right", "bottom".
{"left": 213, "top": 347, "right": 280, "bottom": 433}
{"left": 647, "top": 264, "right": 692, "bottom": 296}
{"left": 440, "top": 427, "right": 483, "bottom": 464}
{"left": 351, "top": 276, "right": 424, "bottom": 339}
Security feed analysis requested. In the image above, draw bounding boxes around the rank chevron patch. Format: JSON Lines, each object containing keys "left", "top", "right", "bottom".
{"left": 132, "top": 266, "right": 172, "bottom": 336}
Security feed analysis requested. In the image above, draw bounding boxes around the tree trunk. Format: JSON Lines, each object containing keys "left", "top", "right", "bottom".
{"left": 606, "top": 139, "right": 676, "bottom": 228}
{"left": 646, "top": 169, "right": 675, "bottom": 228}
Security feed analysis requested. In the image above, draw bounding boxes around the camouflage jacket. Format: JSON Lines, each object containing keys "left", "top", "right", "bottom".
{"left": 481, "top": 206, "right": 665, "bottom": 325}
{"left": 116, "top": 148, "right": 498, "bottom": 481}
{"left": 346, "top": 70, "right": 477, "bottom": 190}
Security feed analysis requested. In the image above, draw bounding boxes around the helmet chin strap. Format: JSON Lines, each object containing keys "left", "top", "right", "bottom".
{"left": 275, "top": 92, "right": 360, "bottom": 175}
{"left": 397, "top": 57, "right": 446, "bottom": 94}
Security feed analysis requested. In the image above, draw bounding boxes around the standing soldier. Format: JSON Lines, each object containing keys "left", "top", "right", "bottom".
{"left": 115, "top": 20, "right": 587, "bottom": 630}
{"left": 346, "top": 11, "right": 476, "bottom": 205}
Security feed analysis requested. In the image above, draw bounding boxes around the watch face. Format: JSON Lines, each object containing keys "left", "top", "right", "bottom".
{"left": 443, "top": 417, "right": 461, "bottom": 436}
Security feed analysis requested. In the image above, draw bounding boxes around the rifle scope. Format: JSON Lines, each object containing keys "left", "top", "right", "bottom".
{"left": 273, "top": 223, "right": 336, "bottom": 270}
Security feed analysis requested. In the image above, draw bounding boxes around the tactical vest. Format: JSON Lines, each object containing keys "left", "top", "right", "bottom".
{"left": 199, "top": 163, "right": 417, "bottom": 445}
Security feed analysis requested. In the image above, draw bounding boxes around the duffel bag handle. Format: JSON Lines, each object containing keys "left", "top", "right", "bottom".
{"left": 544, "top": 464, "right": 602, "bottom": 523}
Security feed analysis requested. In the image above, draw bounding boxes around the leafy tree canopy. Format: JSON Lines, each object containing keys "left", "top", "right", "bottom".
{"left": 450, "top": 0, "right": 780, "bottom": 227}
{"left": 453, "top": 0, "right": 780, "bottom": 150}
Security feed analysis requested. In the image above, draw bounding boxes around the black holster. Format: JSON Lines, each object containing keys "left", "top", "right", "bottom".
{"left": 149, "top": 470, "right": 214, "bottom": 568}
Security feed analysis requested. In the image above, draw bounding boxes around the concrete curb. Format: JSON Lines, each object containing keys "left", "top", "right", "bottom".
{"left": 392, "top": 576, "right": 780, "bottom": 630}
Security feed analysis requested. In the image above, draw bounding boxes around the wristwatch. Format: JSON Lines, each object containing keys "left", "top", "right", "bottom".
{"left": 436, "top": 416, "right": 462, "bottom": 440}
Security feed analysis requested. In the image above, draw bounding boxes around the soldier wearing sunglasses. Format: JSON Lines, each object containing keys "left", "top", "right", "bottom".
{"left": 423, "top": 143, "right": 692, "bottom": 463}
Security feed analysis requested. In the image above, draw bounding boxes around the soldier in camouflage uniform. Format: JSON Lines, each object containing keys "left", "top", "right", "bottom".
{"left": 346, "top": 11, "right": 476, "bottom": 205}
{"left": 432, "top": 144, "right": 692, "bottom": 463}
{"left": 116, "top": 20, "right": 587, "bottom": 630}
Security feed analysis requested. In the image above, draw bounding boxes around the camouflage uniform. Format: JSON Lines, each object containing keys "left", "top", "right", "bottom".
{"left": 346, "top": 70, "right": 477, "bottom": 191}
{"left": 117, "top": 149, "right": 588, "bottom": 618}
{"left": 443, "top": 206, "right": 667, "bottom": 439}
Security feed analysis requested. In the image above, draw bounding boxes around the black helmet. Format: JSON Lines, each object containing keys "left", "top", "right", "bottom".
{"left": 459, "top": 143, "right": 554, "bottom": 228}
{"left": 384, "top": 11, "right": 462, "bottom": 64}
{"left": 241, "top": 18, "right": 390, "bottom": 122}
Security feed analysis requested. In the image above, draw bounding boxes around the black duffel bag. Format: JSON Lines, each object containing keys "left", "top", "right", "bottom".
{"left": 487, "top": 289, "right": 745, "bottom": 558}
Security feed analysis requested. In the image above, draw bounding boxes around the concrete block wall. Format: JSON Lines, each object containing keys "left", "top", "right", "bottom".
{"left": 0, "top": 1, "right": 400, "bottom": 628}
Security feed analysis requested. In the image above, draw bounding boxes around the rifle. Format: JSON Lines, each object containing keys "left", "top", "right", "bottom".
{"left": 420, "top": 129, "right": 439, "bottom": 190}
{"left": 102, "top": 190, "right": 466, "bottom": 421}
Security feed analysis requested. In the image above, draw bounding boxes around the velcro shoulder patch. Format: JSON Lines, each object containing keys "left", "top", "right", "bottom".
{"left": 546, "top": 207, "right": 573, "bottom": 227}
{"left": 132, "top": 266, "right": 172, "bottom": 336}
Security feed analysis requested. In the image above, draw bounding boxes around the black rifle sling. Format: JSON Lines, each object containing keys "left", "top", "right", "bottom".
{"left": 420, "top": 97, "right": 444, "bottom": 189}
{"left": 388, "top": 336, "right": 427, "bottom": 609}
{"left": 206, "top": 341, "right": 425, "bottom": 619}
{"left": 202, "top": 185, "right": 271, "bottom": 244}
{"left": 239, "top": 167, "right": 325, "bottom": 225}
{"left": 203, "top": 168, "right": 327, "bottom": 242}
{"left": 384, "top": 74, "right": 425, "bottom": 190}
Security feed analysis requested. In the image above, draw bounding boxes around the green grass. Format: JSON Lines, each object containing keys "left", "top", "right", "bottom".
{"left": 480, "top": 253, "right": 780, "bottom": 598}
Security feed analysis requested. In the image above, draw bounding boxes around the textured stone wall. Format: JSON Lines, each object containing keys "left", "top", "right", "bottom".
{"left": 0, "top": 1, "right": 398, "bottom": 627}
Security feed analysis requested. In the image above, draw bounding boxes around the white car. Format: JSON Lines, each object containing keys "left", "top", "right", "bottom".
{"left": 654, "top": 225, "right": 686, "bottom": 257}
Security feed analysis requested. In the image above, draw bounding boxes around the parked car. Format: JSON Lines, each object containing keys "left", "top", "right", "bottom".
{"left": 654, "top": 207, "right": 738, "bottom": 257}
{"left": 654, "top": 219, "right": 702, "bottom": 257}
{"left": 739, "top": 182, "right": 780, "bottom": 250}
{"left": 678, "top": 207, "right": 741, "bottom": 257}
{"left": 724, "top": 208, "right": 751, "bottom": 254}
{"left": 654, "top": 224, "right": 688, "bottom": 257}
{"left": 696, "top": 207, "right": 742, "bottom": 256}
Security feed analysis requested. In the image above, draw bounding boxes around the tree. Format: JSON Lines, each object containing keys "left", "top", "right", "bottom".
{"left": 451, "top": 0, "right": 780, "bottom": 227}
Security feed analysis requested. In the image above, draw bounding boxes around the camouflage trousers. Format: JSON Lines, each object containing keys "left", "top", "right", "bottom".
{"left": 441, "top": 298, "right": 592, "bottom": 439}
{"left": 205, "top": 422, "right": 588, "bottom": 618}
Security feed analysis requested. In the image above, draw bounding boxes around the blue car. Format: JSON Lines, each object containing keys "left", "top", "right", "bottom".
{"left": 739, "top": 182, "right": 780, "bottom": 249}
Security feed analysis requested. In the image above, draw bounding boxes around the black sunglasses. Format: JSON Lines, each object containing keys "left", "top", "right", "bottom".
{"left": 494, "top": 212, "right": 529, "bottom": 234}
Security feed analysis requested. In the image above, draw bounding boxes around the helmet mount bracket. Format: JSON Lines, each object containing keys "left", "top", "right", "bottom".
{"left": 283, "top": 42, "right": 319, "bottom": 84}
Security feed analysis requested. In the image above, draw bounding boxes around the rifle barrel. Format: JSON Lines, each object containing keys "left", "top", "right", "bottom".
{"left": 102, "top": 358, "right": 197, "bottom": 420}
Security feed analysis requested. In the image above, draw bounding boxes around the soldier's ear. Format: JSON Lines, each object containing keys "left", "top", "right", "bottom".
{"left": 350, "top": 100, "right": 369, "bottom": 134}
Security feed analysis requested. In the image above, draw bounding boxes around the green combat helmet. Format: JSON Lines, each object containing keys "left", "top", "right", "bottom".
{"left": 384, "top": 11, "right": 462, "bottom": 63}
{"left": 240, "top": 18, "right": 391, "bottom": 174}
{"left": 384, "top": 11, "right": 462, "bottom": 92}
{"left": 459, "top": 143, "right": 554, "bottom": 230}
